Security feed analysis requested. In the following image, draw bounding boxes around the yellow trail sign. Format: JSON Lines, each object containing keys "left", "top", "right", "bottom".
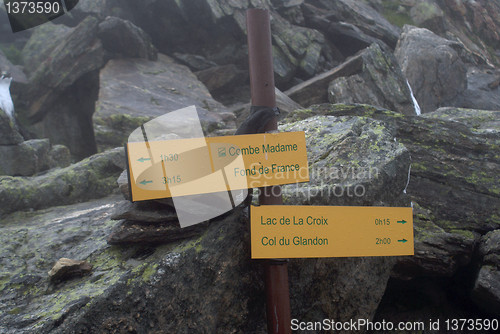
{"left": 251, "top": 205, "right": 414, "bottom": 259}
{"left": 126, "top": 132, "right": 309, "bottom": 201}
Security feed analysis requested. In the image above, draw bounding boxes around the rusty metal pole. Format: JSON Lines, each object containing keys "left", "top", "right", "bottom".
{"left": 247, "top": 8, "right": 292, "bottom": 334}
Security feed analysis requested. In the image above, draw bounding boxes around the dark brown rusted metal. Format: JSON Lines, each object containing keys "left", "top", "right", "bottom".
{"left": 247, "top": 8, "right": 292, "bottom": 334}
{"left": 247, "top": 8, "right": 276, "bottom": 108}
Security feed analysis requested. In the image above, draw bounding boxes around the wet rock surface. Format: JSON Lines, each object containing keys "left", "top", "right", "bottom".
{"left": 328, "top": 43, "right": 415, "bottom": 115}
{"left": 288, "top": 103, "right": 500, "bottom": 319}
{"left": 93, "top": 54, "right": 235, "bottom": 151}
{"left": 395, "top": 25, "right": 467, "bottom": 113}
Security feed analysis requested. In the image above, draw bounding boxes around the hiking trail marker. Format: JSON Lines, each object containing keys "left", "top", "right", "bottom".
{"left": 126, "top": 131, "right": 309, "bottom": 202}
{"left": 251, "top": 205, "right": 414, "bottom": 259}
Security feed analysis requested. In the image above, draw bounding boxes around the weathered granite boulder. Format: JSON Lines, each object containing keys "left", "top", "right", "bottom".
{"left": 328, "top": 43, "right": 416, "bottom": 115}
{"left": 93, "top": 54, "right": 236, "bottom": 152}
{"left": 113, "top": 0, "right": 333, "bottom": 86}
{"left": 98, "top": 16, "right": 157, "bottom": 61}
{"left": 366, "top": 0, "right": 500, "bottom": 66}
{"left": 20, "top": 22, "right": 72, "bottom": 75}
{"left": 279, "top": 114, "right": 411, "bottom": 207}
{"left": 0, "top": 139, "right": 68, "bottom": 176}
{"left": 17, "top": 17, "right": 104, "bottom": 159}
{"left": 0, "top": 148, "right": 124, "bottom": 216}
{"left": 302, "top": 0, "right": 401, "bottom": 50}
{"left": 395, "top": 25, "right": 467, "bottom": 113}
{"left": 21, "top": 16, "right": 104, "bottom": 122}
{"left": 289, "top": 104, "right": 500, "bottom": 278}
{"left": 17, "top": 15, "right": 158, "bottom": 159}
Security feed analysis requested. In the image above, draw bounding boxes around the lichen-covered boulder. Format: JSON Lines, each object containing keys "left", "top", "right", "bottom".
{"left": 289, "top": 104, "right": 500, "bottom": 278}
{"left": 279, "top": 114, "right": 411, "bottom": 207}
{"left": 0, "top": 148, "right": 124, "bottom": 216}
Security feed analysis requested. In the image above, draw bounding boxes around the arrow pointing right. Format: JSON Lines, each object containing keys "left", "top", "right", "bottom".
{"left": 397, "top": 220, "right": 407, "bottom": 224}
{"left": 398, "top": 239, "right": 408, "bottom": 243}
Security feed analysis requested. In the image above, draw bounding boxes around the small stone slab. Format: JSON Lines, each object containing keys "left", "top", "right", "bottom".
{"left": 48, "top": 258, "right": 92, "bottom": 282}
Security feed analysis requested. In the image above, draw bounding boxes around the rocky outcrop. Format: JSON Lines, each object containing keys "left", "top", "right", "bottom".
{"left": 17, "top": 17, "right": 104, "bottom": 159}
{"left": 289, "top": 104, "right": 500, "bottom": 280}
{"left": 395, "top": 25, "right": 467, "bottom": 113}
{"left": 328, "top": 43, "right": 416, "bottom": 115}
{"left": 0, "top": 139, "right": 71, "bottom": 177}
{"left": 0, "top": 148, "right": 124, "bottom": 216}
{"left": 286, "top": 42, "right": 416, "bottom": 114}
{"left": 280, "top": 114, "right": 410, "bottom": 207}
{"left": 93, "top": 54, "right": 236, "bottom": 151}
{"left": 368, "top": 0, "right": 500, "bottom": 66}
{"left": 302, "top": 0, "right": 401, "bottom": 50}
{"left": 98, "top": 16, "right": 157, "bottom": 61}
{"left": 16, "top": 14, "right": 158, "bottom": 159}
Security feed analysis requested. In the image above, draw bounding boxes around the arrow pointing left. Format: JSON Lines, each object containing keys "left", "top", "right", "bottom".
{"left": 137, "top": 157, "right": 151, "bottom": 163}
{"left": 139, "top": 180, "right": 153, "bottom": 185}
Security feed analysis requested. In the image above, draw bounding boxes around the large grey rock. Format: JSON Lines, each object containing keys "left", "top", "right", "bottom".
{"left": 0, "top": 148, "right": 124, "bottom": 216}
{"left": 409, "top": 0, "right": 445, "bottom": 34}
{"left": 279, "top": 114, "right": 410, "bottom": 207}
{"left": 302, "top": 0, "right": 401, "bottom": 49}
{"left": 117, "top": 0, "right": 333, "bottom": 86}
{"left": 0, "top": 113, "right": 71, "bottom": 176}
{"left": 19, "top": 17, "right": 105, "bottom": 159}
{"left": 22, "top": 16, "right": 104, "bottom": 120}
{"left": 328, "top": 43, "right": 416, "bottom": 115}
{"left": 93, "top": 54, "right": 236, "bottom": 151}
{"left": 98, "top": 16, "right": 157, "bottom": 60}
{"left": 20, "top": 22, "right": 72, "bottom": 75}
{"left": 270, "top": 12, "right": 329, "bottom": 83}
{"left": 290, "top": 104, "right": 500, "bottom": 277}
{"left": 395, "top": 25, "right": 467, "bottom": 113}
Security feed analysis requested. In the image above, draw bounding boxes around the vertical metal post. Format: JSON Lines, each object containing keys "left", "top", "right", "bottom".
{"left": 247, "top": 8, "right": 292, "bottom": 334}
